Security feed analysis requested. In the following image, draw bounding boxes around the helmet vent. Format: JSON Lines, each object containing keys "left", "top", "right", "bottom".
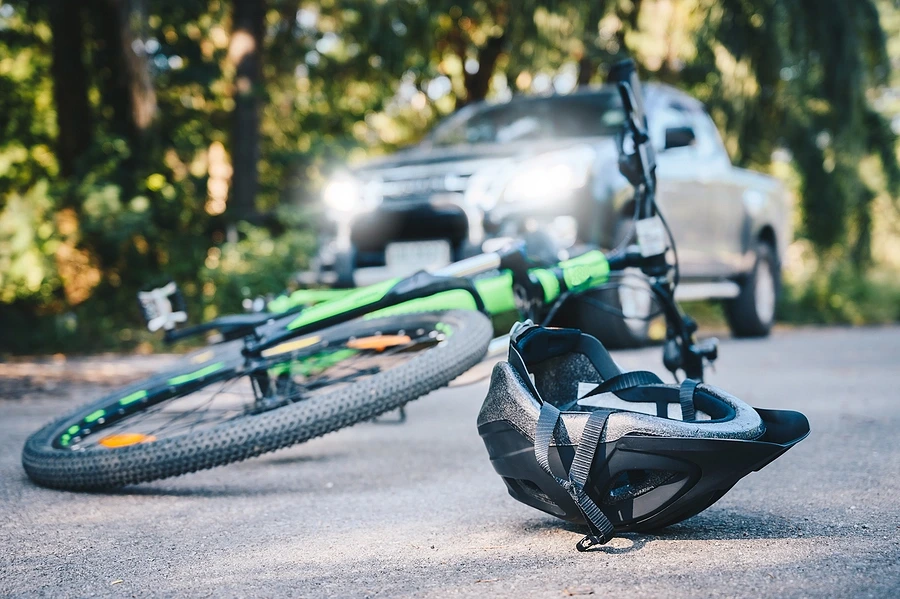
{"left": 601, "top": 469, "right": 682, "bottom": 504}
{"left": 505, "top": 477, "right": 554, "bottom": 505}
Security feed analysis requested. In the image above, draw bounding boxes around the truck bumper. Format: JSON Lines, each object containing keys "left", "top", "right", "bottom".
{"left": 305, "top": 189, "right": 600, "bottom": 287}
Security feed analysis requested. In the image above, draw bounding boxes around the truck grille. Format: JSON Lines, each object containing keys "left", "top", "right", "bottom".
{"left": 379, "top": 173, "right": 471, "bottom": 202}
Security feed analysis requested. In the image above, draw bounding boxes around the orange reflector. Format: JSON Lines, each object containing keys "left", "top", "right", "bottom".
{"left": 346, "top": 335, "right": 411, "bottom": 351}
{"left": 98, "top": 433, "right": 157, "bottom": 448}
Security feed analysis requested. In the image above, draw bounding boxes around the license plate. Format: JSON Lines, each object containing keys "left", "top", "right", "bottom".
{"left": 385, "top": 240, "right": 452, "bottom": 274}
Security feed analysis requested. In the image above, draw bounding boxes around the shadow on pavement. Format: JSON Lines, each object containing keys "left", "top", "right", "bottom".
{"left": 522, "top": 506, "right": 809, "bottom": 552}
{"left": 521, "top": 519, "right": 649, "bottom": 554}
{"left": 16, "top": 452, "right": 345, "bottom": 498}
{"left": 252, "top": 452, "right": 343, "bottom": 467}
{"left": 98, "top": 480, "right": 322, "bottom": 498}
{"left": 643, "top": 508, "right": 806, "bottom": 541}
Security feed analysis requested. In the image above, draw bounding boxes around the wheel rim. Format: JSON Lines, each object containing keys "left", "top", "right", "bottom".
{"left": 52, "top": 321, "right": 447, "bottom": 451}
{"left": 618, "top": 269, "right": 653, "bottom": 334}
{"left": 754, "top": 260, "right": 776, "bottom": 325}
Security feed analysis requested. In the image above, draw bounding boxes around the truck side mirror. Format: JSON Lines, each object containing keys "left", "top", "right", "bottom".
{"left": 664, "top": 126, "right": 696, "bottom": 150}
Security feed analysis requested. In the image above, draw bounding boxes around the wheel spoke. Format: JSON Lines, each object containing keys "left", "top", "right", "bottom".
{"left": 67, "top": 327, "right": 441, "bottom": 448}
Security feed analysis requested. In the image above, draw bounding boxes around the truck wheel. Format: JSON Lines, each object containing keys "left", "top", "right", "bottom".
{"left": 725, "top": 242, "right": 778, "bottom": 338}
{"left": 550, "top": 269, "right": 653, "bottom": 349}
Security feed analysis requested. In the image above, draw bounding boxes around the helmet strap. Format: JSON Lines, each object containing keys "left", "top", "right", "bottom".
{"left": 534, "top": 402, "right": 616, "bottom": 550}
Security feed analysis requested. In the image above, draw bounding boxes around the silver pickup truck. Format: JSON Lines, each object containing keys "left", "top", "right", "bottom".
{"left": 313, "top": 84, "right": 791, "bottom": 347}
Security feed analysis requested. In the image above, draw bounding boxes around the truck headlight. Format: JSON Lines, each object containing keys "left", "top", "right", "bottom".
{"left": 503, "top": 162, "right": 586, "bottom": 203}
{"left": 467, "top": 145, "right": 596, "bottom": 211}
{"left": 502, "top": 145, "right": 594, "bottom": 204}
{"left": 322, "top": 176, "right": 362, "bottom": 213}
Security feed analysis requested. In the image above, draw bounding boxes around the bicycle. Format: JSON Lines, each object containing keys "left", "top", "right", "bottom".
{"left": 22, "top": 60, "right": 717, "bottom": 491}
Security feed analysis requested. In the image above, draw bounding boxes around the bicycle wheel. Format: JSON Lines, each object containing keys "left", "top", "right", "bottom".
{"left": 23, "top": 310, "right": 492, "bottom": 490}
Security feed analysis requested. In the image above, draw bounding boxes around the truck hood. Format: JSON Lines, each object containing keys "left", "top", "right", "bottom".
{"left": 356, "top": 143, "right": 526, "bottom": 172}
{"left": 342, "top": 137, "right": 617, "bottom": 209}
{"left": 353, "top": 138, "right": 616, "bottom": 176}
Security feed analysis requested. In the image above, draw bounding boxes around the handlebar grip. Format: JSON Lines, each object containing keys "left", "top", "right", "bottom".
{"left": 605, "top": 251, "right": 638, "bottom": 272}
{"left": 606, "top": 252, "right": 627, "bottom": 272}
{"left": 556, "top": 250, "right": 611, "bottom": 291}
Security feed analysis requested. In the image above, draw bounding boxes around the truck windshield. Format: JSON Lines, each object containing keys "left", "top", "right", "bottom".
{"left": 429, "top": 91, "right": 624, "bottom": 146}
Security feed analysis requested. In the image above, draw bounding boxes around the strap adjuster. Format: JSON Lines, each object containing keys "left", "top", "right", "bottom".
{"left": 535, "top": 402, "right": 617, "bottom": 550}
{"left": 576, "top": 533, "right": 612, "bottom": 552}
{"left": 679, "top": 378, "right": 699, "bottom": 421}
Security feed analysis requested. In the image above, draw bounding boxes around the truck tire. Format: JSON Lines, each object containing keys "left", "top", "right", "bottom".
{"left": 725, "top": 242, "right": 779, "bottom": 338}
{"left": 549, "top": 212, "right": 653, "bottom": 349}
{"left": 550, "top": 268, "right": 653, "bottom": 349}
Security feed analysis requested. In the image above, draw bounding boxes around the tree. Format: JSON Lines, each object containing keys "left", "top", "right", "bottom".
{"left": 91, "top": 0, "right": 157, "bottom": 164}
{"left": 687, "top": 0, "right": 899, "bottom": 262}
{"left": 229, "top": 0, "right": 265, "bottom": 224}
{"left": 48, "top": 1, "right": 92, "bottom": 178}
{"left": 2, "top": 0, "right": 898, "bottom": 353}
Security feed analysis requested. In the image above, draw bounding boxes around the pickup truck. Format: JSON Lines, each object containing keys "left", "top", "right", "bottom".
{"left": 312, "top": 83, "right": 791, "bottom": 347}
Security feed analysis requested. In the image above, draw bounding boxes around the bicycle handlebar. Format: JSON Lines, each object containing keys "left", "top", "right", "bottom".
{"left": 605, "top": 60, "right": 716, "bottom": 380}
{"left": 609, "top": 59, "right": 658, "bottom": 221}
{"left": 609, "top": 60, "right": 648, "bottom": 136}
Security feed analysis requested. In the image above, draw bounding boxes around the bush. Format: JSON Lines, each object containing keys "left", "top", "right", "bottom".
{"left": 0, "top": 221, "right": 315, "bottom": 355}
{"left": 197, "top": 222, "right": 316, "bottom": 321}
{"left": 772, "top": 239, "right": 900, "bottom": 325}
{"left": 779, "top": 267, "right": 900, "bottom": 325}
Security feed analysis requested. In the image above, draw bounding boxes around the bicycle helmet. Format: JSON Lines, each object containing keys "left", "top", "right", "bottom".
{"left": 477, "top": 322, "right": 809, "bottom": 550}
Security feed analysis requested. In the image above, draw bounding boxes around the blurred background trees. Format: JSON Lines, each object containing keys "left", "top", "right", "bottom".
{"left": 1, "top": 0, "right": 899, "bottom": 353}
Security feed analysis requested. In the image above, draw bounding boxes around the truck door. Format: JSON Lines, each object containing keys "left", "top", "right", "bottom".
{"left": 688, "top": 109, "right": 747, "bottom": 276}
{"left": 651, "top": 101, "right": 714, "bottom": 278}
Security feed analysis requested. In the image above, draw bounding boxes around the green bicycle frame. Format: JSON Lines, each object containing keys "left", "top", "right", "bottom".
{"left": 57, "top": 250, "right": 610, "bottom": 447}
{"left": 249, "top": 250, "right": 611, "bottom": 354}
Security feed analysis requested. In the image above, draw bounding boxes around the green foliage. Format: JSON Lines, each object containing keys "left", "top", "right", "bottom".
{"left": 778, "top": 239, "right": 900, "bottom": 324}
{"left": 198, "top": 222, "right": 316, "bottom": 320}
{"left": 780, "top": 265, "right": 900, "bottom": 325}
{"left": 683, "top": 0, "right": 900, "bottom": 260}
{"left": 1, "top": 0, "right": 898, "bottom": 354}
{"left": 0, "top": 181, "right": 58, "bottom": 304}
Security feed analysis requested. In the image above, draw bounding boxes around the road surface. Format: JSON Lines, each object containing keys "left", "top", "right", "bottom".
{"left": 1, "top": 326, "right": 899, "bottom": 597}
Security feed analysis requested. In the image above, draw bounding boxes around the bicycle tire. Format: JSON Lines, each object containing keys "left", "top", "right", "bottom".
{"left": 22, "top": 310, "right": 492, "bottom": 491}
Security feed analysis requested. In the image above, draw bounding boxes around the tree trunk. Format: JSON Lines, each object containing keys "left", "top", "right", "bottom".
{"left": 577, "top": 54, "right": 594, "bottom": 87}
{"left": 461, "top": 33, "right": 506, "bottom": 106}
{"left": 49, "top": 1, "right": 92, "bottom": 178}
{"left": 577, "top": 0, "right": 607, "bottom": 87}
{"left": 91, "top": 0, "right": 156, "bottom": 154}
{"left": 229, "top": 0, "right": 266, "bottom": 224}
{"left": 117, "top": 0, "right": 156, "bottom": 133}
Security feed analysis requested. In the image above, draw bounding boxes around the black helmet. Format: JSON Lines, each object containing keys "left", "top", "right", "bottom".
{"left": 477, "top": 323, "right": 809, "bottom": 550}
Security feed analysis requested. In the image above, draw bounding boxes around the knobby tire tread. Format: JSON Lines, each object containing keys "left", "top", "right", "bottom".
{"left": 22, "top": 310, "right": 492, "bottom": 491}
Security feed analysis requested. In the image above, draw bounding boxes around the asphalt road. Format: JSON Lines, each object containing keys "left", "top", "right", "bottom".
{"left": 2, "top": 326, "right": 899, "bottom": 598}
